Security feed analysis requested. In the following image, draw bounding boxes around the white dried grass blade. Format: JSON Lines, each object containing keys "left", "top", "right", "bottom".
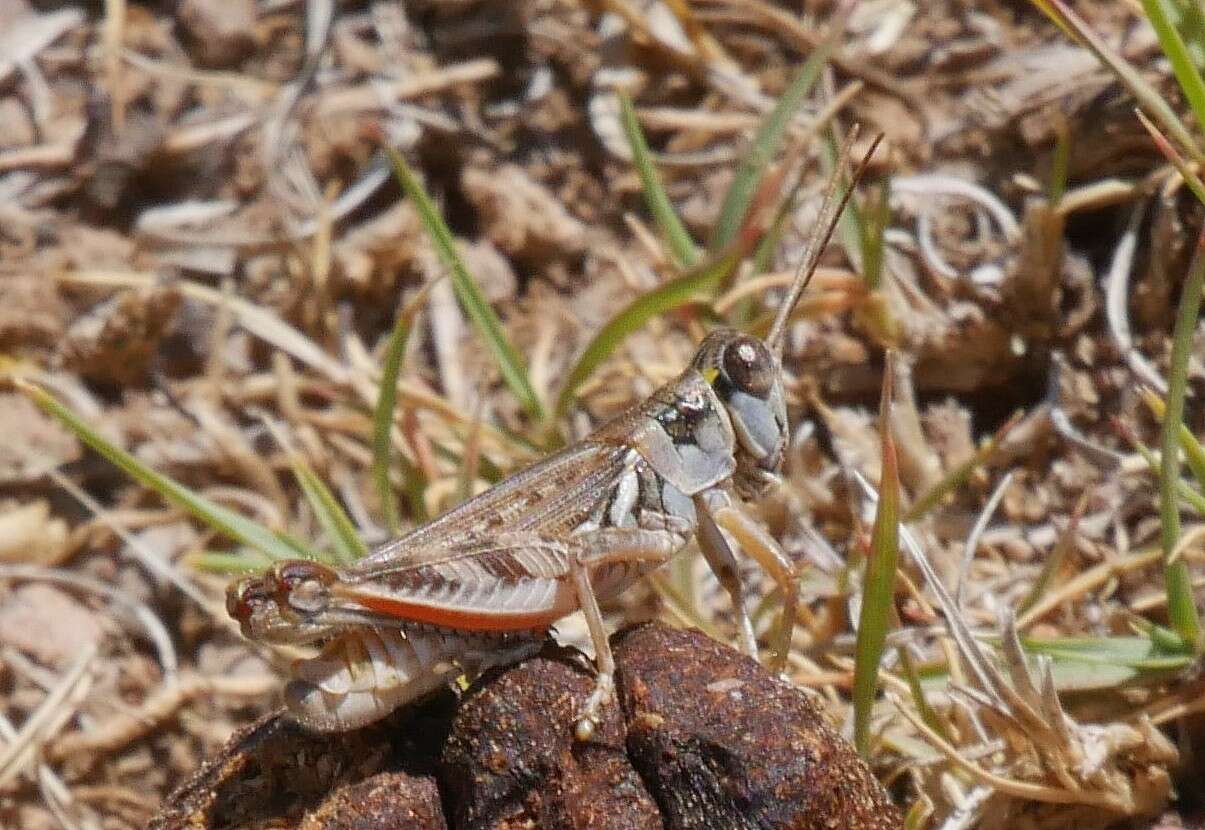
{"left": 0, "top": 8, "right": 84, "bottom": 84}
{"left": 893, "top": 174, "right": 1022, "bottom": 242}
{"left": 135, "top": 200, "right": 240, "bottom": 234}
{"left": 0, "top": 710, "right": 97, "bottom": 830}
{"left": 1106, "top": 203, "right": 1168, "bottom": 393}
{"left": 955, "top": 470, "right": 1015, "bottom": 611}
{"left": 0, "top": 644, "right": 96, "bottom": 789}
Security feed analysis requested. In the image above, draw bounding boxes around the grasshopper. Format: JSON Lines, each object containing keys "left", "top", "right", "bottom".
{"left": 229, "top": 135, "right": 878, "bottom": 740}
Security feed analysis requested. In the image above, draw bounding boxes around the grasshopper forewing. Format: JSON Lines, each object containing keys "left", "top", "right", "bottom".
{"left": 229, "top": 132, "right": 882, "bottom": 739}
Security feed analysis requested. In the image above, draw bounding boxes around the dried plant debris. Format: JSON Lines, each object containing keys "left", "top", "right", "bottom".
{"left": 152, "top": 624, "right": 897, "bottom": 830}
{"left": 1, "top": 0, "right": 1204, "bottom": 827}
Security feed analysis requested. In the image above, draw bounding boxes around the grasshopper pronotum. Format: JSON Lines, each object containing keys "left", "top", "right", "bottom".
{"left": 229, "top": 134, "right": 880, "bottom": 740}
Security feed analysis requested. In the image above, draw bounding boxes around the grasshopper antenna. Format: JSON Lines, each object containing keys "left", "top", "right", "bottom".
{"left": 767, "top": 128, "right": 885, "bottom": 362}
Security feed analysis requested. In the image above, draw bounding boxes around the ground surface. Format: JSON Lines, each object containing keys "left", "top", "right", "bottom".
{"left": 0, "top": 1, "right": 1203, "bottom": 828}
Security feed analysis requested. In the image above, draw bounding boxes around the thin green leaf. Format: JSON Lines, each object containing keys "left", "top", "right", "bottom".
{"left": 1169, "top": 0, "right": 1205, "bottom": 68}
{"left": 554, "top": 248, "right": 741, "bottom": 417}
{"left": 1160, "top": 228, "right": 1205, "bottom": 650}
{"left": 619, "top": 91, "right": 699, "bottom": 268}
{"left": 1130, "top": 432, "right": 1205, "bottom": 515}
{"left": 1135, "top": 108, "right": 1205, "bottom": 206}
{"left": 751, "top": 175, "right": 807, "bottom": 275}
{"left": 259, "top": 417, "right": 365, "bottom": 565}
{"left": 373, "top": 284, "right": 436, "bottom": 534}
{"left": 384, "top": 146, "right": 547, "bottom": 422}
{"left": 1140, "top": 388, "right": 1205, "bottom": 494}
{"left": 708, "top": 7, "right": 848, "bottom": 251}
{"left": 903, "top": 799, "right": 931, "bottom": 830}
{"left": 19, "top": 381, "right": 315, "bottom": 562}
{"left": 911, "top": 635, "right": 1190, "bottom": 693}
{"left": 853, "top": 354, "right": 900, "bottom": 758}
{"left": 1180, "top": 426, "right": 1205, "bottom": 495}
{"left": 898, "top": 645, "right": 947, "bottom": 741}
{"left": 820, "top": 133, "right": 866, "bottom": 276}
{"left": 1144, "top": 0, "right": 1205, "bottom": 137}
{"left": 293, "top": 461, "right": 367, "bottom": 564}
{"left": 1048, "top": 115, "right": 1072, "bottom": 205}
{"left": 1017, "top": 506, "right": 1078, "bottom": 619}
{"left": 905, "top": 411, "right": 1021, "bottom": 522}
{"left": 188, "top": 549, "right": 273, "bottom": 574}
{"left": 859, "top": 178, "right": 891, "bottom": 290}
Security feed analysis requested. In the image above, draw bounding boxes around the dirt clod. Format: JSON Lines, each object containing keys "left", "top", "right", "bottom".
{"left": 150, "top": 694, "right": 454, "bottom": 830}
{"left": 442, "top": 644, "right": 661, "bottom": 830}
{"left": 152, "top": 625, "right": 900, "bottom": 829}
{"left": 615, "top": 624, "right": 902, "bottom": 830}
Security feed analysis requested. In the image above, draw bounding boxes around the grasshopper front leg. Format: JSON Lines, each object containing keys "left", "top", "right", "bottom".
{"left": 693, "top": 494, "right": 759, "bottom": 659}
{"left": 708, "top": 500, "right": 802, "bottom": 674}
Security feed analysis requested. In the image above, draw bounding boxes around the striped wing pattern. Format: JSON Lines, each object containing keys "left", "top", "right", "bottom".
{"left": 332, "top": 441, "right": 637, "bottom": 631}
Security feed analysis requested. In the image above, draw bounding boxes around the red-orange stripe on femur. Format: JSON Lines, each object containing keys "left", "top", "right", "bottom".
{"left": 348, "top": 593, "right": 563, "bottom": 632}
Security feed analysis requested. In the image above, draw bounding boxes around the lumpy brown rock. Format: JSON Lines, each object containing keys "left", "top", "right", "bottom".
{"left": 614, "top": 624, "right": 902, "bottom": 830}
{"left": 149, "top": 694, "right": 452, "bottom": 830}
{"left": 441, "top": 644, "right": 662, "bottom": 829}
{"left": 153, "top": 625, "right": 901, "bottom": 829}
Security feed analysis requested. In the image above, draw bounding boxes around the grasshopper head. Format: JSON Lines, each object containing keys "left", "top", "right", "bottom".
{"left": 226, "top": 560, "right": 338, "bottom": 644}
{"left": 693, "top": 329, "right": 788, "bottom": 498}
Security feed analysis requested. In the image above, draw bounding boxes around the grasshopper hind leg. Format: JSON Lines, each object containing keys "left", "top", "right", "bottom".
{"left": 565, "top": 529, "right": 681, "bottom": 740}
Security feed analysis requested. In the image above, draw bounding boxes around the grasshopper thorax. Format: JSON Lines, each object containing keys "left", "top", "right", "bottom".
{"left": 692, "top": 329, "right": 788, "bottom": 499}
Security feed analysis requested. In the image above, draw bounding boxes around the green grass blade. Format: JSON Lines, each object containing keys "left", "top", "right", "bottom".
{"left": 905, "top": 411, "right": 1021, "bottom": 522}
{"left": 1135, "top": 109, "right": 1205, "bottom": 206}
{"left": 1017, "top": 507, "right": 1078, "bottom": 619}
{"left": 383, "top": 146, "right": 547, "bottom": 422}
{"left": 707, "top": 8, "right": 847, "bottom": 251}
{"left": 1019, "top": 634, "right": 1193, "bottom": 667}
{"left": 1140, "top": 388, "right": 1205, "bottom": 493}
{"left": 853, "top": 356, "right": 901, "bottom": 757}
{"left": 554, "top": 248, "right": 741, "bottom": 417}
{"left": 859, "top": 178, "right": 891, "bottom": 291}
{"left": 1130, "top": 431, "right": 1205, "bottom": 515}
{"left": 188, "top": 549, "right": 273, "bottom": 574}
{"left": 1048, "top": 116, "right": 1072, "bottom": 205}
{"left": 820, "top": 133, "right": 866, "bottom": 276}
{"left": 19, "top": 381, "right": 315, "bottom": 562}
{"left": 619, "top": 91, "right": 699, "bottom": 268}
{"left": 751, "top": 175, "right": 807, "bottom": 275}
{"left": 373, "top": 312, "right": 410, "bottom": 536}
{"left": 1144, "top": 0, "right": 1205, "bottom": 136}
{"left": 898, "top": 645, "right": 947, "bottom": 741}
{"left": 1170, "top": 0, "right": 1205, "bottom": 67}
{"left": 1160, "top": 229, "right": 1205, "bottom": 650}
{"left": 372, "top": 284, "right": 436, "bottom": 535}
{"left": 292, "top": 460, "right": 367, "bottom": 564}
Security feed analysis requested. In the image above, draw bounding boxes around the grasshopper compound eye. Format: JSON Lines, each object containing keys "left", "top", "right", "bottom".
{"left": 722, "top": 335, "right": 775, "bottom": 398}
{"left": 271, "top": 560, "right": 337, "bottom": 616}
{"left": 227, "top": 576, "right": 274, "bottom": 625}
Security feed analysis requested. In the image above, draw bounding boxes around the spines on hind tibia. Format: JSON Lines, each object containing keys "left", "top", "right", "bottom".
{"left": 283, "top": 628, "right": 542, "bottom": 731}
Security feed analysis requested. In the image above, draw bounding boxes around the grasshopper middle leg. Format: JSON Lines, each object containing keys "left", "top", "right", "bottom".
{"left": 567, "top": 528, "right": 680, "bottom": 740}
